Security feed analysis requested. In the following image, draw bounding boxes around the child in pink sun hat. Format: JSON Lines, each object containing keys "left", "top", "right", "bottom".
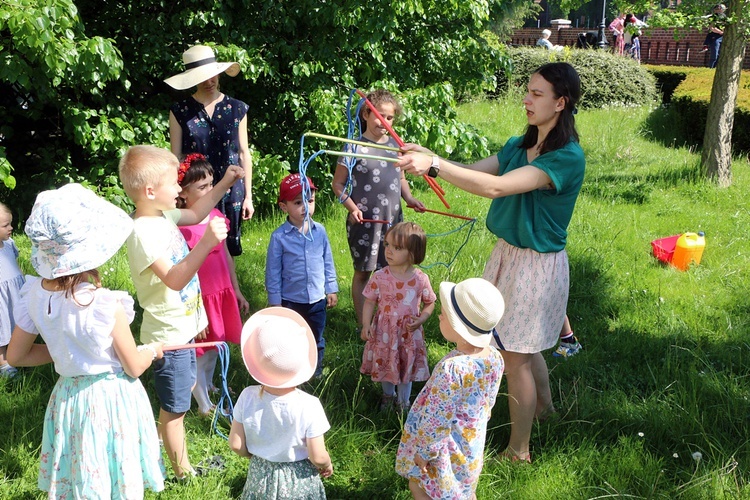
{"left": 229, "top": 307, "right": 334, "bottom": 499}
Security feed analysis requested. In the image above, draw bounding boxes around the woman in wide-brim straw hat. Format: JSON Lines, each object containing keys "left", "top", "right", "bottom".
{"left": 167, "top": 44, "right": 254, "bottom": 256}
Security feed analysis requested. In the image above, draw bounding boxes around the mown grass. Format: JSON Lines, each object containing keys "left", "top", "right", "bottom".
{"left": 2, "top": 96, "right": 750, "bottom": 499}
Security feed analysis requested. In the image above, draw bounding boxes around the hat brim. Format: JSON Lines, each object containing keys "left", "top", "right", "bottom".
{"left": 164, "top": 61, "right": 240, "bottom": 91}
{"left": 240, "top": 307, "right": 317, "bottom": 388}
{"left": 439, "top": 282, "right": 493, "bottom": 348}
{"left": 26, "top": 184, "right": 134, "bottom": 279}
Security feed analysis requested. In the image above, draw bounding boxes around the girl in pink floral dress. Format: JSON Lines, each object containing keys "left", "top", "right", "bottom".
{"left": 396, "top": 278, "right": 505, "bottom": 500}
{"left": 360, "top": 222, "right": 435, "bottom": 411}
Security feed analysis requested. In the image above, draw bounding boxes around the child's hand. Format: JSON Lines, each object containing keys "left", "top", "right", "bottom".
{"left": 326, "top": 293, "right": 338, "bottom": 309}
{"left": 219, "top": 165, "right": 245, "bottom": 187}
{"left": 318, "top": 462, "right": 333, "bottom": 478}
{"left": 202, "top": 216, "right": 228, "bottom": 247}
{"left": 236, "top": 291, "right": 250, "bottom": 315}
{"left": 406, "top": 315, "right": 424, "bottom": 332}
{"left": 360, "top": 326, "right": 371, "bottom": 342}
{"left": 150, "top": 342, "right": 165, "bottom": 360}
{"left": 195, "top": 327, "right": 208, "bottom": 341}
{"left": 414, "top": 453, "right": 429, "bottom": 474}
{"left": 407, "top": 198, "right": 426, "bottom": 213}
{"left": 348, "top": 208, "right": 363, "bottom": 224}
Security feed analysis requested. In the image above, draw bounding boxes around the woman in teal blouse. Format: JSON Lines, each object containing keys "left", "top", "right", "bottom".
{"left": 398, "top": 62, "right": 585, "bottom": 463}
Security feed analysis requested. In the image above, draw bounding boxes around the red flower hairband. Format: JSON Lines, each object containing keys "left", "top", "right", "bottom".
{"left": 178, "top": 153, "right": 206, "bottom": 184}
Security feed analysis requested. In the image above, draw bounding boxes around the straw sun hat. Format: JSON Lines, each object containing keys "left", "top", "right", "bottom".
{"left": 439, "top": 278, "right": 505, "bottom": 348}
{"left": 164, "top": 45, "right": 240, "bottom": 91}
{"left": 241, "top": 307, "right": 317, "bottom": 389}
{"left": 24, "top": 183, "right": 134, "bottom": 279}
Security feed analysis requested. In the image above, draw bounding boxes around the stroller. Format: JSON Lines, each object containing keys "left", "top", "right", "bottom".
{"left": 576, "top": 31, "right": 599, "bottom": 49}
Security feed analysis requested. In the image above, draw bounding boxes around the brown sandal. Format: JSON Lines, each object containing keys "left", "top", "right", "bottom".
{"left": 498, "top": 449, "right": 532, "bottom": 464}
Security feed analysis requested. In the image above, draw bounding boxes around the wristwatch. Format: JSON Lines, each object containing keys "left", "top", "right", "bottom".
{"left": 427, "top": 155, "right": 440, "bottom": 178}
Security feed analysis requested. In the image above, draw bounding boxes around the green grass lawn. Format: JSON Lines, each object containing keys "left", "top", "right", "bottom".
{"left": 2, "top": 97, "right": 750, "bottom": 499}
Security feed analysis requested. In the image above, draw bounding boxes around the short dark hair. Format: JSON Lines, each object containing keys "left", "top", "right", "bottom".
{"left": 177, "top": 155, "right": 214, "bottom": 208}
{"left": 385, "top": 222, "right": 427, "bottom": 265}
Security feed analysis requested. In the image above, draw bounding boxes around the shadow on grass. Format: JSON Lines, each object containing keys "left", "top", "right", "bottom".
{"left": 582, "top": 162, "right": 703, "bottom": 205}
{"left": 640, "top": 104, "right": 701, "bottom": 153}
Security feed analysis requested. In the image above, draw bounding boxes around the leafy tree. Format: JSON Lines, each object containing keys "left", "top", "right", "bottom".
{"left": 700, "top": 0, "right": 749, "bottom": 186}
{"left": 0, "top": 0, "right": 128, "bottom": 217}
{"left": 649, "top": 0, "right": 750, "bottom": 186}
{"left": 1, "top": 0, "right": 529, "bottom": 215}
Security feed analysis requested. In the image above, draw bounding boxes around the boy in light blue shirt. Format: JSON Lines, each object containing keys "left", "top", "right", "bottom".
{"left": 265, "top": 174, "right": 338, "bottom": 377}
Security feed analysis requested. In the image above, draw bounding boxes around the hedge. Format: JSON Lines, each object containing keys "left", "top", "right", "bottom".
{"left": 495, "top": 47, "right": 659, "bottom": 109}
{"left": 646, "top": 65, "right": 750, "bottom": 152}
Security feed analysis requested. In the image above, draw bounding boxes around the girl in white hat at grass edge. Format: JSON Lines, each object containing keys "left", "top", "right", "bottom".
{"left": 395, "top": 278, "right": 505, "bottom": 500}
{"left": 229, "top": 307, "right": 333, "bottom": 499}
{"left": 7, "top": 183, "right": 165, "bottom": 499}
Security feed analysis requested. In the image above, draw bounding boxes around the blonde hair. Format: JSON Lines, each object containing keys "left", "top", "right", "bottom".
{"left": 0, "top": 202, "right": 11, "bottom": 217}
{"left": 118, "top": 145, "right": 179, "bottom": 200}
{"left": 385, "top": 222, "right": 427, "bottom": 265}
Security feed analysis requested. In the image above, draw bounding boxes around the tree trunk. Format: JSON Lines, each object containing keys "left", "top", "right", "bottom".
{"left": 700, "top": 1, "right": 748, "bottom": 187}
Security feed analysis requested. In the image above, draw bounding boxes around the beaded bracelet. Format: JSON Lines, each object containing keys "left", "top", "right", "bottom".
{"left": 137, "top": 344, "right": 157, "bottom": 361}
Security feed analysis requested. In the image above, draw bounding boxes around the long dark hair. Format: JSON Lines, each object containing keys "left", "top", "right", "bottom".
{"left": 520, "top": 62, "right": 581, "bottom": 155}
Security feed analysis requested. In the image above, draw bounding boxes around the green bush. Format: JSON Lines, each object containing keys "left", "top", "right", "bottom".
{"left": 495, "top": 47, "right": 659, "bottom": 109}
{"left": 650, "top": 66, "right": 750, "bottom": 152}
{"left": 644, "top": 65, "right": 689, "bottom": 103}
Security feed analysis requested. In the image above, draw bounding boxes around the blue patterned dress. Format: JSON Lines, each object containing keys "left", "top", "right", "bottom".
{"left": 171, "top": 95, "right": 250, "bottom": 255}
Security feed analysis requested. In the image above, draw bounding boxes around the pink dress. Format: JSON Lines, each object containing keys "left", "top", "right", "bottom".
{"left": 360, "top": 267, "right": 436, "bottom": 384}
{"left": 179, "top": 209, "right": 242, "bottom": 355}
{"left": 609, "top": 17, "right": 625, "bottom": 55}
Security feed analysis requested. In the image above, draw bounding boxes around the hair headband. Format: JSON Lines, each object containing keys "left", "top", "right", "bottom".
{"left": 178, "top": 153, "right": 206, "bottom": 184}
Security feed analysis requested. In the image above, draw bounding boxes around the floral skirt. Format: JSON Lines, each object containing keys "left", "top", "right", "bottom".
{"left": 39, "top": 372, "right": 165, "bottom": 499}
{"left": 482, "top": 239, "right": 568, "bottom": 353}
{"left": 240, "top": 456, "right": 326, "bottom": 500}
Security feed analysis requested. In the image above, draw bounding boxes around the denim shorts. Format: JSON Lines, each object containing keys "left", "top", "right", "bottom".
{"left": 153, "top": 347, "right": 196, "bottom": 413}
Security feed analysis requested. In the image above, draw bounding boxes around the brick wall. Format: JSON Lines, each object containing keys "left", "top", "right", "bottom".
{"left": 510, "top": 27, "right": 750, "bottom": 69}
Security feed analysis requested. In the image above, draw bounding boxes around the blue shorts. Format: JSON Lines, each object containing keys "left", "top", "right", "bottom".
{"left": 153, "top": 347, "right": 196, "bottom": 413}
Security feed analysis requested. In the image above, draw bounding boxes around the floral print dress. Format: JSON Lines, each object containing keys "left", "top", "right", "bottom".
{"left": 340, "top": 136, "right": 403, "bottom": 272}
{"left": 395, "top": 348, "right": 504, "bottom": 499}
{"left": 360, "top": 267, "right": 435, "bottom": 384}
{"left": 171, "top": 94, "right": 249, "bottom": 255}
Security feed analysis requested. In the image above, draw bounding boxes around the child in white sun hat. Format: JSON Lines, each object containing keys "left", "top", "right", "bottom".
{"left": 7, "top": 183, "right": 165, "bottom": 499}
{"left": 395, "top": 278, "right": 506, "bottom": 500}
{"left": 229, "top": 307, "right": 334, "bottom": 499}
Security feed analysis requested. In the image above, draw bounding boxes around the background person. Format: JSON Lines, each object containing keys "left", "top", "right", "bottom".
{"left": 537, "top": 29, "right": 563, "bottom": 51}
{"left": 0, "top": 202, "right": 23, "bottom": 378}
{"left": 167, "top": 45, "right": 254, "bottom": 256}
{"left": 702, "top": 4, "right": 726, "bottom": 68}
{"left": 397, "top": 62, "right": 586, "bottom": 463}
{"left": 609, "top": 13, "right": 626, "bottom": 56}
